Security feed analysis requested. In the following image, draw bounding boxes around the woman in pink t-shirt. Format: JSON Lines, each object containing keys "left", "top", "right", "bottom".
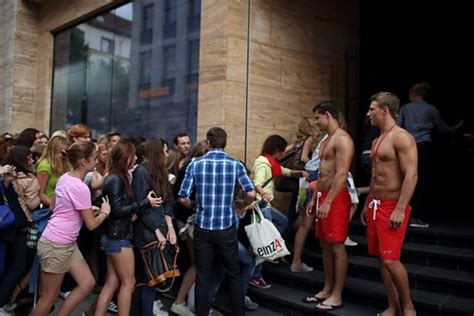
{"left": 32, "top": 142, "right": 110, "bottom": 316}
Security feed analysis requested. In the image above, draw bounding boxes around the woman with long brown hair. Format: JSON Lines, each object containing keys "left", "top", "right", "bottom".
{"left": 95, "top": 141, "right": 160, "bottom": 316}
{"left": 132, "top": 139, "right": 176, "bottom": 315}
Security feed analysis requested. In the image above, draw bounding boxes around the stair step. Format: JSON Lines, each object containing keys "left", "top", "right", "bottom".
{"left": 294, "top": 234, "right": 474, "bottom": 273}
{"left": 213, "top": 291, "right": 285, "bottom": 315}
{"left": 297, "top": 249, "right": 474, "bottom": 297}
{"left": 349, "top": 218, "right": 474, "bottom": 249}
{"left": 349, "top": 236, "right": 474, "bottom": 272}
{"left": 261, "top": 264, "right": 474, "bottom": 315}
{"left": 248, "top": 282, "right": 377, "bottom": 315}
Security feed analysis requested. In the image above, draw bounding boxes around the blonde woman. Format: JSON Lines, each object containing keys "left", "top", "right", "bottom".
{"left": 293, "top": 117, "right": 321, "bottom": 165}
{"left": 36, "top": 136, "right": 70, "bottom": 208}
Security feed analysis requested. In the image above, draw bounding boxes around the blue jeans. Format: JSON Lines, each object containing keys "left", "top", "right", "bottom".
{"left": 194, "top": 225, "right": 244, "bottom": 316}
{"left": 262, "top": 207, "right": 288, "bottom": 234}
{"left": 238, "top": 242, "right": 255, "bottom": 294}
{"left": 260, "top": 206, "right": 288, "bottom": 233}
{"left": 100, "top": 234, "right": 132, "bottom": 255}
{"left": 253, "top": 207, "right": 288, "bottom": 278}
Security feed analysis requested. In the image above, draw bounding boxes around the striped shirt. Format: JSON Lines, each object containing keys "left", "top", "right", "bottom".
{"left": 179, "top": 150, "right": 254, "bottom": 230}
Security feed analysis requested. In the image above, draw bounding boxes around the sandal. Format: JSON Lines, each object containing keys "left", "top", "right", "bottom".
{"left": 302, "top": 294, "right": 327, "bottom": 303}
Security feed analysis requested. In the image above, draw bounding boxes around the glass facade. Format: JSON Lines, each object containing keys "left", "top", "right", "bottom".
{"left": 50, "top": 0, "right": 201, "bottom": 143}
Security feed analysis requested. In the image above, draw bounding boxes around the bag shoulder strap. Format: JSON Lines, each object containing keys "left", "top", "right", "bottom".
{"left": 261, "top": 177, "right": 273, "bottom": 188}
{"left": 0, "top": 182, "right": 8, "bottom": 204}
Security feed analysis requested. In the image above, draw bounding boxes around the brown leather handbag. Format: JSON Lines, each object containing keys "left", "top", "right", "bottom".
{"left": 140, "top": 241, "right": 180, "bottom": 292}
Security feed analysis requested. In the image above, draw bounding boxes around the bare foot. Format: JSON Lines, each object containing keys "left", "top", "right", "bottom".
{"left": 319, "top": 296, "right": 342, "bottom": 308}
{"left": 376, "top": 307, "right": 401, "bottom": 316}
{"left": 313, "top": 289, "right": 331, "bottom": 300}
{"left": 403, "top": 307, "right": 416, "bottom": 316}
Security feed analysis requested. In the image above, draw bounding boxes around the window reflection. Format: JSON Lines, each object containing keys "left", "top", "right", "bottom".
{"left": 51, "top": 0, "right": 201, "bottom": 143}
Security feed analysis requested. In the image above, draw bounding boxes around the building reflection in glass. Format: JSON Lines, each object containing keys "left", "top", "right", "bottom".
{"left": 51, "top": 0, "right": 201, "bottom": 143}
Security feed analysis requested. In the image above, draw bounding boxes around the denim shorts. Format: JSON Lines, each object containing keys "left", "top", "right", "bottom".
{"left": 307, "top": 169, "right": 319, "bottom": 182}
{"left": 100, "top": 234, "right": 133, "bottom": 255}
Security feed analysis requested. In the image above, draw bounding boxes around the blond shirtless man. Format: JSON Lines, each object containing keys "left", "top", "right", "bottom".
{"left": 361, "top": 92, "right": 417, "bottom": 316}
{"left": 304, "top": 101, "right": 354, "bottom": 311}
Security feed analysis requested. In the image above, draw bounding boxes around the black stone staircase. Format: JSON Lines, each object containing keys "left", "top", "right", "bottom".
{"left": 243, "top": 218, "right": 474, "bottom": 316}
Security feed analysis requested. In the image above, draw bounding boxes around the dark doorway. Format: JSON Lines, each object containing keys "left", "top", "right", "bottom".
{"left": 358, "top": 1, "right": 473, "bottom": 217}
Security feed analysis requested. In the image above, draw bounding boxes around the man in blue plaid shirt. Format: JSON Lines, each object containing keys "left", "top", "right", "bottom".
{"left": 179, "top": 127, "right": 255, "bottom": 316}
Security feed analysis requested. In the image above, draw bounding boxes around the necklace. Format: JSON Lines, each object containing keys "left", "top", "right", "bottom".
{"left": 370, "top": 123, "right": 396, "bottom": 180}
{"left": 319, "top": 126, "right": 340, "bottom": 173}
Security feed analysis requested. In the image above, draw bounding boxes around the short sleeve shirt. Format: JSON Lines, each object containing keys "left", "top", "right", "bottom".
{"left": 42, "top": 173, "right": 92, "bottom": 244}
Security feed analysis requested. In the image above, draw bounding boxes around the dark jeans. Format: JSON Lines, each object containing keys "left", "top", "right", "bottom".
{"left": 208, "top": 241, "right": 256, "bottom": 300}
{"left": 131, "top": 286, "right": 155, "bottom": 316}
{"left": 411, "top": 142, "right": 433, "bottom": 219}
{"left": 284, "top": 189, "right": 299, "bottom": 241}
{"left": 0, "top": 231, "right": 27, "bottom": 307}
{"left": 194, "top": 225, "right": 244, "bottom": 316}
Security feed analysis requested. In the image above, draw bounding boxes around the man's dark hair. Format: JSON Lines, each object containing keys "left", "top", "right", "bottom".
{"left": 312, "top": 101, "right": 339, "bottom": 120}
{"left": 173, "top": 132, "right": 189, "bottom": 146}
{"left": 261, "top": 135, "right": 287, "bottom": 155}
{"left": 206, "top": 127, "right": 227, "bottom": 149}
{"left": 409, "top": 82, "right": 430, "bottom": 98}
{"left": 107, "top": 131, "right": 121, "bottom": 139}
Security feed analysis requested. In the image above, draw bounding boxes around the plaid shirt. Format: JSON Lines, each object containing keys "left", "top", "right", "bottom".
{"left": 179, "top": 149, "right": 254, "bottom": 230}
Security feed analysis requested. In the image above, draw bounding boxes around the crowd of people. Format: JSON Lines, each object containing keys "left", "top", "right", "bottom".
{"left": 0, "top": 82, "right": 463, "bottom": 316}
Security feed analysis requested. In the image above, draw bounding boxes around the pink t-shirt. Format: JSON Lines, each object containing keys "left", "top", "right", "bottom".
{"left": 42, "top": 173, "right": 92, "bottom": 244}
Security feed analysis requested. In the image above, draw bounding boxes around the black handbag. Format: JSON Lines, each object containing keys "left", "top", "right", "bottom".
{"left": 280, "top": 139, "right": 306, "bottom": 171}
{"left": 140, "top": 241, "right": 180, "bottom": 292}
{"left": 274, "top": 177, "right": 299, "bottom": 192}
{"left": 274, "top": 138, "right": 307, "bottom": 192}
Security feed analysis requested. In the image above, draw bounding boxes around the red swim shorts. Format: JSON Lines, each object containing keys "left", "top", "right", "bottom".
{"left": 315, "top": 188, "right": 350, "bottom": 243}
{"left": 367, "top": 196, "right": 411, "bottom": 261}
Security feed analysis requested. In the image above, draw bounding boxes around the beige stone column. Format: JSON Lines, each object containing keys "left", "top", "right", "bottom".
{"left": 197, "top": 0, "right": 249, "bottom": 160}
{"left": 0, "top": 0, "right": 40, "bottom": 133}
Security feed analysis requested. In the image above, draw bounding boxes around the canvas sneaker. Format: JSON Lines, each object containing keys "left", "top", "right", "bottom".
{"left": 244, "top": 296, "right": 259, "bottom": 310}
{"left": 344, "top": 236, "right": 358, "bottom": 246}
{"left": 171, "top": 302, "right": 195, "bottom": 316}
{"left": 249, "top": 276, "right": 271, "bottom": 289}
{"left": 409, "top": 218, "right": 429, "bottom": 229}
{"left": 290, "top": 263, "right": 314, "bottom": 272}
{"left": 107, "top": 301, "right": 118, "bottom": 314}
{"left": 153, "top": 300, "right": 168, "bottom": 316}
{"left": 59, "top": 291, "right": 71, "bottom": 299}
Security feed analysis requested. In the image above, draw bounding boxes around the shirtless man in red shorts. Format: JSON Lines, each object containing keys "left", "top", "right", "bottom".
{"left": 361, "top": 91, "right": 417, "bottom": 316}
{"left": 305, "top": 101, "right": 354, "bottom": 311}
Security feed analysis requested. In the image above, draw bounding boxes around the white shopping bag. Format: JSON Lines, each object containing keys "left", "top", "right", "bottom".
{"left": 244, "top": 205, "right": 290, "bottom": 264}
